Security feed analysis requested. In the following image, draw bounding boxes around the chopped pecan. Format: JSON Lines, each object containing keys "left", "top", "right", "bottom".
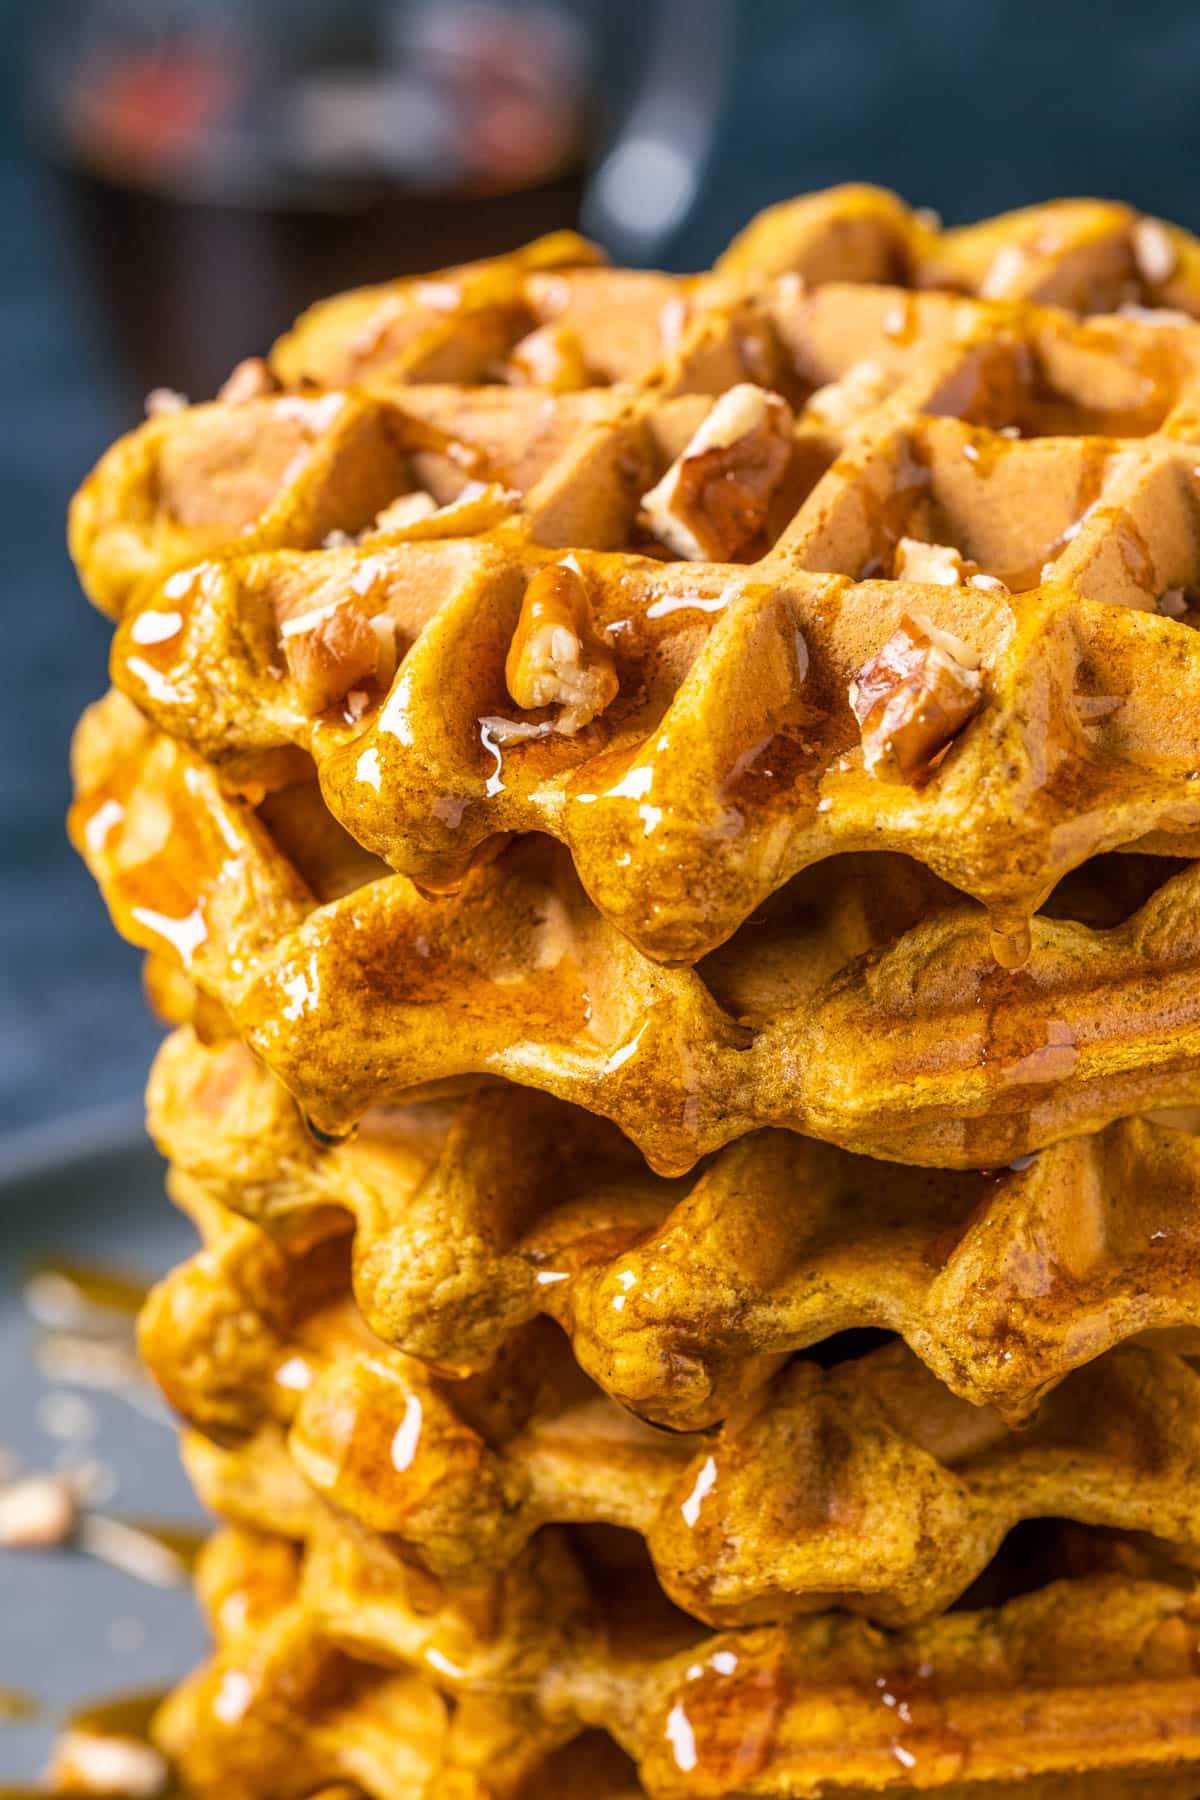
{"left": 144, "top": 388, "right": 188, "bottom": 418}
{"left": 504, "top": 322, "right": 591, "bottom": 390}
{"left": 504, "top": 561, "right": 617, "bottom": 735}
{"left": 894, "top": 537, "right": 1010, "bottom": 596}
{"left": 373, "top": 490, "right": 439, "bottom": 531}
{"left": 639, "top": 383, "right": 794, "bottom": 561}
{"left": 1133, "top": 216, "right": 1177, "bottom": 286}
{"left": 281, "top": 598, "right": 397, "bottom": 716}
{"left": 218, "top": 357, "right": 279, "bottom": 404}
{"left": 849, "top": 612, "right": 983, "bottom": 782}
{"left": 806, "top": 358, "right": 891, "bottom": 429}
{"left": 978, "top": 243, "right": 1031, "bottom": 300}
{"left": 893, "top": 537, "right": 967, "bottom": 585}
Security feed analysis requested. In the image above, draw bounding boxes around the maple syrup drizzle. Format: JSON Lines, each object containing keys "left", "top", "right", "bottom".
{"left": 658, "top": 1645, "right": 790, "bottom": 1791}
{"left": 872, "top": 1664, "right": 970, "bottom": 1777}
{"left": 69, "top": 748, "right": 246, "bottom": 978}
{"left": 301, "top": 1110, "right": 359, "bottom": 1150}
{"left": 962, "top": 960, "right": 1081, "bottom": 1162}
{"left": 988, "top": 910, "right": 1033, "bottom": 969}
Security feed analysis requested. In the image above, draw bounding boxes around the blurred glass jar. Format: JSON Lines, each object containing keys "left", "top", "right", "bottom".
{"left": 33, "top": 0, "right": 661, "bottom": 398}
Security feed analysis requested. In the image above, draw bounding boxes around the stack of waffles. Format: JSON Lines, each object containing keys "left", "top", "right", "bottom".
{"left": 66, "top": 183, "right": 1200, "bottom": 1796}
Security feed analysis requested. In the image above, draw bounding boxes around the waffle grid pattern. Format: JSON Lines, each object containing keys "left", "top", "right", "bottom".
{"left": 62, "top": 183, "right": 1200, "bottom": 1799}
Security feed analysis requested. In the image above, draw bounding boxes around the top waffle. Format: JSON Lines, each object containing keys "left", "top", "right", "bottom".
{"left": 69, "top": 186, "right": 1200, "bottom": 968}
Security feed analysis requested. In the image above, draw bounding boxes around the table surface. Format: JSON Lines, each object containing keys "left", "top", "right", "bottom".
{"left": 0, "top": 1123, "right": 206, "bottom": 1782}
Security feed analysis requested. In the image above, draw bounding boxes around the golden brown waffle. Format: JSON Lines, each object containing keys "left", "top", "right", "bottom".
{"left": 63, "top": 189, "right": 1200, "bottom": 1798}
{"left": 274, "top": 188, "right": 1200, "bottom": 395}
{"left": 69, "top": 190, "right": 1200, "bottom": 970}
{"left": 71, "top": 693, "right": 1200, "bottom": 1170}
{"left": 141, "top": 1175, "right": 1200, "bottom": 1630}
{"left": 155, "top": 1526, "right": 642, "bottom": 1800}
{"left": 147, "top": 1027, "right": 1200, "bottom": 1429}
{"left": 156, "top": 1506, "right": 1200, "bottom": 1800}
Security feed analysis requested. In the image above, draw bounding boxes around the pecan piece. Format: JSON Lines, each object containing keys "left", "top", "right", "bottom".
{"left": 849, "top": 612, "right": 983, "bottom": 782}
{"left": 504, "top": 322, "right": 591, "bottom": 390}
{"left": 806, "top": 358, "right": 891, "bottom": 429}
{"left": 640, "top": 383, "right": 794, "bottom": 561}
{"left": 894, "top": 536, "right": 1009, "bottom": 596}
{"left": 217, "top": 357, "right": 279, "bottom": 404}
{"left": 281, "top": 599, "right": 397, "bottom": 717}
{"left": 504, "top": 561, "right": 617, "bottom": 735}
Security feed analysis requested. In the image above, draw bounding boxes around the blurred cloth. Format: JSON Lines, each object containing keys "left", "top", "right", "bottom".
{"left": 7, "top": 0, "right": 1200, "bottom": 1137}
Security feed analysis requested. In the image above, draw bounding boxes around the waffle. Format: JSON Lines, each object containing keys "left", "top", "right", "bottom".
{"left": 155, "top": 1525, "right": 642, "bottom": 1800}
{"left": 70, "top": 691, "right": 1200, "bottom": 1170}
{"left": 156, "top": 1501, "right": 1200, "bottom": 1800}
{"left": 139, "top": 1173, "right": 1200, "bottom": 1631}
{"left": 274, "top": 188, "right": 1200, "bottom": 394}
{"left": 63, "top": 187, "right": 1200, "bottom": 1798}
{"left": 68, "top": 191, "right": 1200, "bottom": 974}
{"left": 146, "top": 1026, "right": 1200, "bottom": 1429}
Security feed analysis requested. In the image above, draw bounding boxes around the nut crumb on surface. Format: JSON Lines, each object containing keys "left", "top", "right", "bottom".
{"left": 849, "top": 611, "right": 983, "bottom": 783}
{"left": 373, "top": 490, "right": 440, "bottom": 532}
{"left": 1133, "top": 216, "right": 1178, "bottom": 287}
{"left": 480, "top": 714, "right": 554, "bottom": 744}
{"left": 893, "top": 537, "right": 1009, "bottom": 596}
{"left": 806, "top": 359, "right": 891, "bottom": 430}
{"left": 280, "top": 597, "right": 398, "bottom": 716}
{"left": 505, "top": 562, "right": 618, "bottom": 735}
{"left": 46, "top": 1728, "right": 168, "bottom": 1797}
{"left": 144, "top": 388, "right": 188, "bottom": 418}
{"left": 659, "top": 293, "right": 690, "bottom": 350}
{"left": 639, "top": 383, "right": 794, "bottom": 561}
{"left": 774, "top": 271, "right": 807, "bottom": 305}
{"left": 1160, "top": 588, "right": 1191, "bottom": 617}
{"left": 978, "top": 243, "right": 1030, "bottom": 300}
{"left": 217, "top": 357, "right": 279, "bottom": 404}
{"left": 0, "top": 1474, "right": 77, "bottom": 1548}
{"left": 893, "top": 537, "right": 966, "bottom": 586}
{"left": 504, "top": 322, "right": 590, "bottom": 390}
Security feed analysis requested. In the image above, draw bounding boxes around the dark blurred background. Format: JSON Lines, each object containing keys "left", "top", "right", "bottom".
{"left": 6, "top": 0, "right": 1200, "bottom": 1145}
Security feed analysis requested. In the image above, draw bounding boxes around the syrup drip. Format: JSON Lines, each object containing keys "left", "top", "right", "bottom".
{"left": 988, "top": 911, "right": 1033, "bottom": 969}
{"left": 872, "top": 1665, "right": 970, "bottom": 1778}
{"left": 68, "top": 749, "right": 246, "bottom": 979}
{"left": 300, "top": 1110, "right": 359, "bottom": 1150}
{"left": 963, "top": 961, "right": 1081, "bottom": 1162}
{"left": 112, "top": 1522, "right": 206, "bottom": 1572}
{"left": 657, "top": 1645, "right": 790, "bottom": 1792}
